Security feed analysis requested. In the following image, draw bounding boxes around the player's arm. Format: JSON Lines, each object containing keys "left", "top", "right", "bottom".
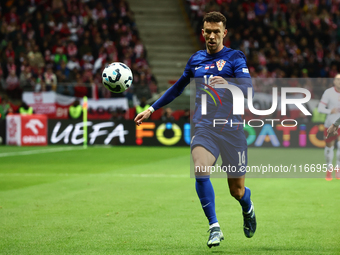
{"left": 326, "top": 118, "right": 340, "bottom": 138}
{"left": 134, "top": 57, "right": 193, "bottom": 126}
{"left": 134, "top": 75, "right": 190, "bottom": 125}
{"left": 318, "top": 91, "right": 334, "bottom": 114}
{"left": 326, "top": 118, "right": 340, "bottom": 139}
{"left": 318, "top": 103, "right": 335, "bottom": 114}
{"left": 231, "top": 51, "right": 253, "bottom": 97}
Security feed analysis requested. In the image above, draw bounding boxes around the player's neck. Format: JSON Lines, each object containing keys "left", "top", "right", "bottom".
{"left": 207, "top": 45, "right": 224, "bottom": 55}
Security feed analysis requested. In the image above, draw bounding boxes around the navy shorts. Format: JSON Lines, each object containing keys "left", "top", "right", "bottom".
{"left": 191, "top": 127, "right": 247, "bottom": 177}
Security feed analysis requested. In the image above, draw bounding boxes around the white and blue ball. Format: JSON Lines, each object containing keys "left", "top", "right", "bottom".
{"left": 102, "top": 62, "right": 133, "bottom": 93}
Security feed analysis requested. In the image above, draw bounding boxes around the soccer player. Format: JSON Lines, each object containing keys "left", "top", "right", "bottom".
{"left": 134, "top": 12, "right": 256, "bottom": 248}
{"left": 318, "top": 73, "right": 340, "bottom": 181}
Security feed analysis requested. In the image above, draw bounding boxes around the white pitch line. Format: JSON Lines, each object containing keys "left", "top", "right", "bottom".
{"left": 0, "top": 147, "right": 84, "bottom": 158}
{"left": 112, "top": 173, "right": 188, "bottom": 178}
{"left": 0, "top": 173, "right": 188, "bottom": 178}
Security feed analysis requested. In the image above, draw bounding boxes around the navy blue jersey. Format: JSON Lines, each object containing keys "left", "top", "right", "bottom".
{"left": 152, "top": 46, "right": 253, "bottom": 131}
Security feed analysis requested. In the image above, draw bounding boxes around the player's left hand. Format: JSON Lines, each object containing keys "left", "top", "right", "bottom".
{"left": 209, "top": 76, "right": 228, "bottom": 87}
{"left": 326, "top": 124, "right": 339, "bottom": 139}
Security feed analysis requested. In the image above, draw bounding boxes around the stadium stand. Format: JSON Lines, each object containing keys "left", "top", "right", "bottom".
{"left": 1, "top": 0, "right": 339, "bottom": 120}
{"left": 184, "top": 0, "right": 340, "bottom": 98}
{"left": 0, "top": 0, "right": 157, "bottom": 102}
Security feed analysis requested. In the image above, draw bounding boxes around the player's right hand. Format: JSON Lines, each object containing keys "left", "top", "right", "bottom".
{"left": 134, "top": 109, "right": 152, "bottom": 126}
{"left": 326, "top": 124, "right": 339, "bottom": 139}
{"left": 209, "top": 76, "right": 228, "bottom": 86}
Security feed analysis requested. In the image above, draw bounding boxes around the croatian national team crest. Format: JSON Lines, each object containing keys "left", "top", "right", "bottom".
{"left": 216, "top": 59, "right": 226, "bottom": 71}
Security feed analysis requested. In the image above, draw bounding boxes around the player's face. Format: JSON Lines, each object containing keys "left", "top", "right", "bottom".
{"left": 334, "top": 74, "right": 340, "bottom": 90}
{"left": 202, "top": 21, "right": 227, "bottom": 54}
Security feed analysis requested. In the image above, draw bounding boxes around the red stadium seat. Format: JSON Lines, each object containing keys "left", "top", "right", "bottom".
{"left": 172, "top": 110, "right": 185, "bottom": 121}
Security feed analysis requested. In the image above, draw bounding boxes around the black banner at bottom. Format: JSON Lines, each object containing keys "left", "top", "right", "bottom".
{"left": 47, "top": 120, "right": 327, "bottom": 148}
{"left": 48, "top": 120, "right": 190, "bottom": 146}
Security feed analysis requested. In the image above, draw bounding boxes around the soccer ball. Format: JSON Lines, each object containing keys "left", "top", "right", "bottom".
{"left": 102, "top": 62, "right": 133, "bottom": 93}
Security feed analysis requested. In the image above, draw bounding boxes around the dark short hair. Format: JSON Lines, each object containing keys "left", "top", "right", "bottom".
{"left": 203, "top": 12, "right": 227, "bottom": 28}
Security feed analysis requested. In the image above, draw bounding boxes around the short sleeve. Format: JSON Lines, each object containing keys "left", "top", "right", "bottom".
{"left": 232, "top": 51, "right": 251, "bottom": 78}
{"left": 182, "top": 55, "right": 194, "bottom": 79}
{"left": 319, "top": 90, "right": 329, "bottom": 106}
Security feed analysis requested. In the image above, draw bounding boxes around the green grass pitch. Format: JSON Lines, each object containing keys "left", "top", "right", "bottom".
{"left": 0, "top": 146, "right": 339, "bottom": 254}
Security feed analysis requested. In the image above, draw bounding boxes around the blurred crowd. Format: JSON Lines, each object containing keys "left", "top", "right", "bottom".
{"left": 185, "top": 0, "right": 340, "bottom": 98}
{"left": 1, "top": 0, "right": 340, "bottom": 122}
{"left": 0, "top": 0, "right": 157, "bottom": 101}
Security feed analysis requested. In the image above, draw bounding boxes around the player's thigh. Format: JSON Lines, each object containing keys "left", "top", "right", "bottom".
{"left": 192, "top": 146, "right": 216, "bottom": 166}
{"left": 220, "top": 130, "right": 248, "bottom": 177}
{"left": 326, "top": 140, "right": 335, "bottom": 147}
{"left": 191, "top": 128, "right": 219, "bottom": 176}
{"left": 324, "top": 129, "right": 338, "bottom": 146}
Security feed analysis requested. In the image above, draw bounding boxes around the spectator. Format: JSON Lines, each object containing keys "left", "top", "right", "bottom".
{"left": 134, "top": 72, "right": 151, "bottom": 100}
{"left": 66, "top": 41, "right": 78, "bottom": 58}
{"left": 19, "top": 67, "right": 34, "bottom": 91}
{"left": 92, "top": 3, "right": 107, "bottom": 21}
{"left": 0, "top": 98, "right": 12, "bottom": 119}
{"left": 254, "top": 0, "right": 267, "bottom": 16}
{"left": 52, "top": 39, "right": 67, "bottom": 65}
{"left": 136, "top": 97, "right": 150, "bottom": 114}
{"left": 0, "top": 68, "right": 5, "bottom": 93}
{"left": 5, "top": 57, "right": 16, "bottom": 78}
{"left": 5, "top": 70, "right": 20, "bottom": 100}
{"left": 34, "top": 68, "right": 45, "bottom": 92}
{"left": 4, "top": 41, "right": 15, "bottom": 60}
{"left": 27, "top": 45, "right": 45, "bottom": 69}
{"left": 57, "top": 60, "right": 70, "bottom": 80}
{"left": 93, "top": 47, "right": 107, "bottom": 74}
{"left": 311, "top": 107, "right": 326, "bottom": 123}
{"left": 14, "top": 39, "right": 26, "bottom": 60}
{"left": 74, "top": 73, "right": 88, "bottom": 98}
{"left": 66, "top": 56, "right": 81, "bottom": 71}
{"left": 34, "top": 77, "right": 46, "bottom": 92}
{"left": 78, "top": 39, "right": 92, "bottom": 58}
{"left": 82, "top": 51, "right": 94, "bottom": 66}
{"left": 19, "top": 102, "right": 33, "bottom": 115}
{"left": 180, "top": 109, "right": 190, "bottom": 122}
{"left": 161, "top": 107, "right": 175, "bottom": 122}
{"left": 44, "top": 67, "right": 58, "bottom": 91}
{"left": 69, "top": 99, "right": 83, "bottom": 119}
{"left": 58, "top": 20, "right": 71, "bottom": 39}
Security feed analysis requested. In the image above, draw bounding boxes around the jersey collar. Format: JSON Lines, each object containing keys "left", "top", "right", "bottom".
{"left": 334, "top": 87, "right": 340, "bottom": 93}
{"left": 205, "top": 46, "right": 229, "bottom": 58}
